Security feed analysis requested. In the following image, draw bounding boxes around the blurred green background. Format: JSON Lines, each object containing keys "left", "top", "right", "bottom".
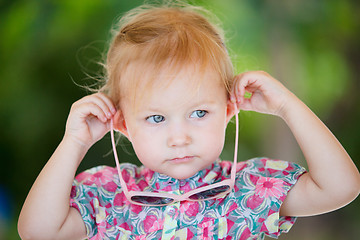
{"left": 1, "top": 0, "right": 359, "bottom": 239}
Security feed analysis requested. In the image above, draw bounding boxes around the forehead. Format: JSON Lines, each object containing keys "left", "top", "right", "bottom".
{"left": 120, "top": 62, "right": 227, "bottom": 111}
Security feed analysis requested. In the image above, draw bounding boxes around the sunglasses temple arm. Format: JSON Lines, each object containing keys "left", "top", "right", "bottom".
{"left": 231, "top": 106, "right": 239, "bottom": 182}
{"left": 110, "top": 119, "right": 130, "bottom": 196}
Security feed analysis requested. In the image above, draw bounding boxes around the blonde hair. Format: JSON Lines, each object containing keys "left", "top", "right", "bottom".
{"left": 100, "top": 1, "right": 234, "bottom": 108}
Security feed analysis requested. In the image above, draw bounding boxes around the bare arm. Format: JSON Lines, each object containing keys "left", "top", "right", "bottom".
{"left": 232, "top": 71, "right": 360, "bottom": 217}
{"left": 278, "top": 94, "right": 360, "bottom": 216}
{"left": 18, "top": 93, "right": 116, "bottom": 240}
{"left": 18, "top": 138, "right": 88, "bottom": 240}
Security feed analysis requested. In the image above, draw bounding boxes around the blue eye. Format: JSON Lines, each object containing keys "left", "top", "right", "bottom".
{"left": 190, "top": 110, "right": 207, "bottom": 118}
{"left": 146, "top": 115, "right": 165, "bottom": 123}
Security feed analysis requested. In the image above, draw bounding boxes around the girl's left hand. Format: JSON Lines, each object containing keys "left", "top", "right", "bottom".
{"left": 231, "top": 71, "right": 295, "bottom": 117}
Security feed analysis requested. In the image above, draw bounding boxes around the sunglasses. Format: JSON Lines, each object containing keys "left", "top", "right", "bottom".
{"left": 110, "top": 107, "right": 239, "bottom": 206}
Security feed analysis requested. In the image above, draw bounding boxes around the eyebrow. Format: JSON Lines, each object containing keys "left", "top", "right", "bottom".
{"left": 190, "top": 97, "right": 220, "bottom": 106}
{"left": 144, "top": 100, "right": 218, "bottom": 113}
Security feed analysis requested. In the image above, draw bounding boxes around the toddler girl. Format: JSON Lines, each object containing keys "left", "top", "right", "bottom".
{"left": 18, "top": 2, "right": 360, "bottom": 240}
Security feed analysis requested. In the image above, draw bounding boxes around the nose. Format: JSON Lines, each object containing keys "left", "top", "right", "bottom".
{"left": 167, "top": 122, "right": 192, "bottom": 147}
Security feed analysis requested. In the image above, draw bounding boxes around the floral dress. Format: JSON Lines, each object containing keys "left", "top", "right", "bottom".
{"left": 70, "top": 157, "right": 306, "bottom": 239}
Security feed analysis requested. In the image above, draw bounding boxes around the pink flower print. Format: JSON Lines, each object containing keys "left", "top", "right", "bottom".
{"left": 228, "top": 202, "right": 238, "bottom": 212}
{"left": 199, "top": 220, "right": 215, "bottom": 239}
{"left": 103, "top": 181, "right": 118, "bottom": 192}
{"left": 70, "top": 186, "right": 77, "bottom": 198}
{"left": 236, "top": 162, "right": 247, "bottom": 172}
{"left": 144, "top": 215, "right": 164, "bottom": 232}
{"left": 249, "top": 175, "right": 259, "bottom": 185}
{"left": 114, "top": 193, "right": 127, "bottom": 206}
{"left": 76, "top": 171, "right": 92, "bottom": 183}
{"left": 121, "top": 170, "right": 141, "bottom": 192}
{"left": 131, "top": 204, "right": 143, "bottom": 215}
{"left": 179, "top": 202, "right": 199, "bottom": 217}
{"left": 247, "top": 194, "right": 263, "bottom": 210}
{"left": 239, "top": 227, "right": 252, "bottom": 240}
{"left": 83, "top": 168, "right": 115, "bottom": 186}
{"left": 135, "top": 235, "right": 147, "bottom": 240}
{"left": 92, "top": 220, "right": 107, "bottom": 240}
{"left": 255, "top": 177, "right": 286, "bottom": 199}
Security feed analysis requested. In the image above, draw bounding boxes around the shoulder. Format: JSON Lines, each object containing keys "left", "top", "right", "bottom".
{"left": 237, "top": 157, "right": 306, "bottom": 183}
{"left": 228, "top": 158, "right": 306, "bottom": 237}
{"left": 71, "top": 164, "right": 140, "bottom": 238}
{"left": 74, "top": 165, "right": 117, "bottom": 185}
{"left": 73, "top": 163, "right": 143, "bottom": 188}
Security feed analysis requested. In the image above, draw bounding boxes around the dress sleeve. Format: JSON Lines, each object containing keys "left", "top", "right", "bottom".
{"left": 69, "top": 165, "right": 118, "bottom": 238}
{"left": 239, "top": 157, "right": 307, "bottom": 239}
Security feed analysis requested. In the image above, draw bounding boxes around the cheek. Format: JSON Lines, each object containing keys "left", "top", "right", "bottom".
{"left": 200, "top": 121, "right": 227, "bottom": 154}
{"left": 130, "top": 132, "right": 163, "bottom": 165}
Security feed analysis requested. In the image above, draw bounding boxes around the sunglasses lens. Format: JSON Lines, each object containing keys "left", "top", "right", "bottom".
{"left": 189, "top": 185, "right": 230, "bottom": 200}
{"left": 131, "top": 196, "right": 174, "bottom": 205}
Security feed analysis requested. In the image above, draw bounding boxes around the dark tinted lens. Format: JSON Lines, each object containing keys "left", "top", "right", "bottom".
{"left": 189, "top": 185, "right": 230, "bottom": 200}
{"left": 131, "top": 196, "right": 174, "bottom": 205}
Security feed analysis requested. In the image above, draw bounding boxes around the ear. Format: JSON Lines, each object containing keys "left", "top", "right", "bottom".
{"left": 113, "top": 110, "right": 130, "bottom": 139}
{"left": 226, "top": 99, "right": 238, "bottom": 124}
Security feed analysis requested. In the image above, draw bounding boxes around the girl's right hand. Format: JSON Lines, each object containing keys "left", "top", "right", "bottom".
{"left": 64, "top": 93, "right": 117, "bottom": 150}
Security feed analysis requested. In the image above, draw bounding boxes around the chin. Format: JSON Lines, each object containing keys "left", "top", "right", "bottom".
{"left": 175, "top": 175, "right": 194, "bottom": 180}
{"left": 170, "top": 169, "right": 199, "bottom": 180}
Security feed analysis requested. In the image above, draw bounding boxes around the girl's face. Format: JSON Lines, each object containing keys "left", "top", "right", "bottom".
{"left": 117, "top": 65, "right": 235, "bottom": 179}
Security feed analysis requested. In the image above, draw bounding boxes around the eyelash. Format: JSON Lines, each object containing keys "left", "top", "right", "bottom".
{"left": 146, "top": 110, "right": 208, "bottom": 124}
{"left": 146, "top": 115, "right": 165, "bottom": 124}
{"left": 190, "top": 110, "right": 208, "bottom": 118}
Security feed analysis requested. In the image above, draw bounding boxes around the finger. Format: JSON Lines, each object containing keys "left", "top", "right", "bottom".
{"left": 234, "top": 73, "right": 250, "bottom": 104}
{"left": 71, "top": 99, "right": 109, "bottom": 123}
{"left": 80, "top": 94, "right": 115, "bottom": 120}
{"left": 231, "top": 73, "right": 244, "bottom": 103}
{"left": 91, "top": 94, "right": 114, "bottom": 119}
{"left": 96, "top": 93, "right": 117, "bottom": 114}
{"left": 237, "top": 98, "right": 253, "bottom": 112}
{"left": 80, "top": 102, "right": 110, "bottom": 123}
